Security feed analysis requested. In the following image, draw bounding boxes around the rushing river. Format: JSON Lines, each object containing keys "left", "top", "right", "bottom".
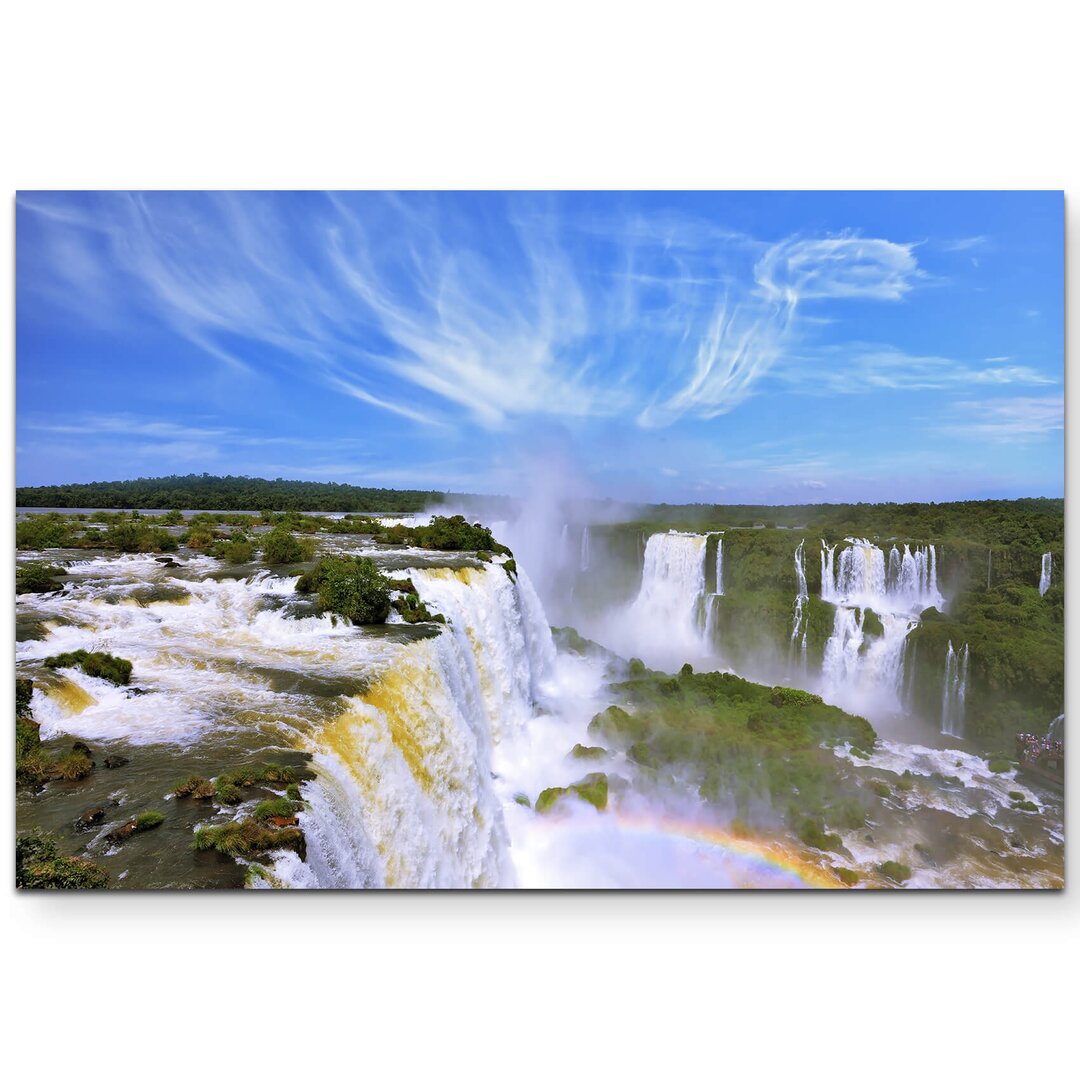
{"left": 15, "top": 523, "right": 1064, "bottom": 889}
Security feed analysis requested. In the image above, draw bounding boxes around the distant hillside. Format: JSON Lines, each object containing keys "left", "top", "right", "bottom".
{"left": 15, "top": 474, "right": 455, "bottom": 513}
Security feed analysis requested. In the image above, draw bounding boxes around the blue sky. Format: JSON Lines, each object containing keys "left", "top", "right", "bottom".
{"left": 16, "top": 191, "right": 1063, "bottom": 504}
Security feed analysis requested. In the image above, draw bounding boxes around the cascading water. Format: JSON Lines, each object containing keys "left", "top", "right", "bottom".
{"left": 790, "top": 540, "right": 809, "bottom": 669}
{"left": 941, "top": 640, "right": 969, "bottom": 738}
{"left": 818, "top": 538, "right": 943, "bottom": 715}
{"left": 301, "top": 563, "right": 557, "bottom": 888}
{"left": 621, "top": 531, "right": 711, "bottom": 670}
{"left": 1039, "top": 552, "right": 1052, "bottom": 596}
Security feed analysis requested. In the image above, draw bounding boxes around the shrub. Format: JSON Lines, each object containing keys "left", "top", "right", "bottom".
{"left": 43, "top": 650, "right": 132, "bottom": 686}
{"left": 16, "top": 514, "right": 77, "bottom": 550}
{"left": 16, "top": 832, "right": 109, "bottom": 889}
{"left": 16, "top": 561, "right": 67, "bottom": 593}
{"left": 262, "top": 526, "right": 314, "bottom": 565}
{"left": 298, "top": 556, "right": 392, "bottom": 625}
{"left": 211, "top": 536, "right": 257, "bottom": 564}
{"left": 53, "top": 749, "right": 94, "bottom": 781}
{"left": 796, "top": 819, "right": 844, "bottom": 853}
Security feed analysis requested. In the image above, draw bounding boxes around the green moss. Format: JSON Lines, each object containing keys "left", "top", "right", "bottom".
{"left": 849, "top": 746, "right": 871, "bottom": 760}
{"left": 16, "top": 832, "right": 109, "bottom": 889}
{"left": 285, "top": 783, "right": 303, "bottom": 801}
{"left": 895, "top": 771, "right": 915, "bottom": 792}
{"left": 987, "top": 758, "right": 1013, "bottom": 774}
{"left": 513, "top": 792, "right": 532, "bottom": 808}
{"left": 536, "top": 773, "right": 609, "bottom": 814}
{"left": 569, "top": 744, "right": 607, "bottom": 760}
{"left": 135, "top": 811, "right": 165, "bottom": 831}
{"left": 502, "top": 559, "right": 517, "bottom": 577}
{"left": 43, "top": 649, "right": 133, "bottom": 686}
{"left": 861, "top": 608, "right": 884, "bottom": 639}
{"left": 1013, "top": 799, "right": 1039, "bottom": 813}
{"left": 834, "top": 867, "right": 860, "bottom": 886}
{"left": 214, "top": 782, "right": 244, "bottom": 806}
{"left": 868, "top": 779, "right": 892, "bottom": 799}
{"left": 879, "top": 860, "right": 912, "bottom": 883}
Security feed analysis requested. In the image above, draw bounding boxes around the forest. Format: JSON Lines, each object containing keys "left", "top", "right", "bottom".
{"left": 15, "top": 474, "right": 450, "bottom": 512}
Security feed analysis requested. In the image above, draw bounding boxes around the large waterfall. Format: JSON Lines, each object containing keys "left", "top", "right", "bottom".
{"left": 301, "top": 564, "right": 557, "bottom": 888}
{"left": 941, "top": 640, "right": 969, "bottom": 738}
{"left": 822, "top": 538, "right": 943, "bottom": 612}
{"left": 817, "top": 538, "right": 943, "bottom": 717}
{"left": 1039, "top": 552, "right": 1052, "bottom": 596}
{"left": 625, "top": 531, "right": 710, "bottom": 664}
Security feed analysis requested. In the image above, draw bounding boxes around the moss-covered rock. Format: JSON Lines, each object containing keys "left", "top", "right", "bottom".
{"left": 536, "top": 773, "right": 609, "bottom": 814}
{"left": 193, "top": 819, "right": 305, "bottom": 860}
{"left": 834, "top": 867, "right": 860, "bottom": 886}
{"left": 796, "top": 818, "right": 844, "bottom": 853}
{"left": 43, "top": 650, "right": 133, "bottom": 686}
{"left": 879, "top": 860, "right": 912, "bottom": 883}
{"left": 569, "top": 744, "right": 607, "bottom": 760}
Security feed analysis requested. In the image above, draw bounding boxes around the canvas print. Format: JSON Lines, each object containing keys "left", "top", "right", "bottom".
{"left": 14, "top": 191, "right": 1063, "bottom": 889}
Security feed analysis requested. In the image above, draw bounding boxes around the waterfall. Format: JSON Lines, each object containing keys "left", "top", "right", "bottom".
{"left": 1039, "top": 552, "right": 1052, "bottom": 596}
{"left": 821, "top": 607, "right": 916, "bottom": 707}
{"left": 941, "top": 640, "right": 969, "bottom": 738}
{"left": 580, "top": 526, "right": 591, "bottom": 572}
{"left": 1047, "top": 714, "right": 1064, "bottom": 741}
{"left": 714, "top": 535, "right": 725, "bottom": 597}
{"left": 626, "top": 531, "right": 711, "bottom": 664}
{"left": 791, "top": 540, "right": 808, "bottom": 663}
{"left": 821, "top": 538, "right": 943, "bottom": 613}
{"left": 301, "top": 564, "right": 556, "bottom": 888}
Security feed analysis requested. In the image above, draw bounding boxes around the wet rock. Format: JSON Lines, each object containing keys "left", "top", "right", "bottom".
{"left": 76, "top": 807, "right": 106, "bottom": 830}
{"left": 71, "top": 741, "right": 93, "bottom": 756}
{"left": 103, "top": 755, "right": 130, "bottom": 769}
{"left": 106, "top": 820, "right": 138, "bottom": 843}
{"left": 155, "top": 557, "right": 177, "bottom": 566}
{"left": 265, "top": 815, "right": 299, "bottom": 827}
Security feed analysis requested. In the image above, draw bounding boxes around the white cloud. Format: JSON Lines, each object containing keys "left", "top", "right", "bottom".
{"left": 755, "top": 234, "right": 922, "bottom": 302}
{"left": 776, "top": 346, "right": 1056, "bottom": 394}
{"left": 940, "top": 395, "right": 1064, "bottom": 441}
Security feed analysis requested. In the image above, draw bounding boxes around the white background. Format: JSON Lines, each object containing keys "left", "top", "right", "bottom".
{"left": 2, "top": 2, "right": 1075, "bottom": 1076}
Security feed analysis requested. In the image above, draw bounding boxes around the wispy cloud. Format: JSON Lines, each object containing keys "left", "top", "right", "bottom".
{"left": 776, "top": 346, "right": 1056, "bottom": 395}
{"left": 17, "top": 194, "right": 936, "bottom": 433}
{"left": 939, "top": 395, "right": 1064, "bottom": 442}
{"left": 755, "top": 234, "right": 923, "bottom": 302}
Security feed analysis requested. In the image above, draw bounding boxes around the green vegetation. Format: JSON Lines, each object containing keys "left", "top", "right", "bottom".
{"left": 193, "top": 819, "right": 305, "bottom": 860}
{"left": 43, "top": 650, "right": 133, "bottom": 686}
{"left": 879, "top": 861, "right": 912, "bottom": 883}
{"left": 135, "top": 812, "right": 165, "bottom": 831}
{"left": 834, "top": 867, "right": 860, "bottom": 886}
{"left": 987, "top": 758, "right": 1014, "bottom": 774}
{"left": 15, "top": 513, "right": 80, "bottom": 550}
{"left": 261, "top": 526, "right": 315, "bottom": 565}
{"left": 100, "top": 520, "right": 179, "bottom": 553}
{"left": 173, "top": 775, "right": 216, "bottom": 799}
{"left": 16, "top": 561, "right": 67, "bottom": 593}
{"left": 536, "top": 773, "right": 609, "bottom": 814}
{"left": 587, "top": 670, "right": 876, "bottom": 847}
{"left": 569, "top": 744, "right": 607, "bottom": 760}
{"left": 16, "top": 832, "right": 109, "bottom": 889}
{"left": 253, "top": 797, "right": 302, "bottom": 822}
{"left": 296, "top": 556, "right": 392, "bottom": 624}
{"left": 17, "top": 474, "right": 451, "bottom": 512}
{"left": 211, "top": 534, "right": 258, "bottom": 564}
{"left": 376, "top": 514, "right": 510, "bottom": 554}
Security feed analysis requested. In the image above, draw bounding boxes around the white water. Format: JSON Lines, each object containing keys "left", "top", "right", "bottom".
{"left": 791, "top": 539, "right": 808, "bottom": 647}
{"left": 941, "top": 640, "right": 969, "bottom": 738}
{"left": 618, "top": 531, "right": 711, "bottom": 669}
{"left": 1039, "top": 552, "right": 1052, "bottom": 596}
{"left": 822, "top": 538, "right": 943, "bottom": 613}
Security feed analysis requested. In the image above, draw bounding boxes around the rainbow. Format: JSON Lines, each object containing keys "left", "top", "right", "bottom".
{"left": 536, "top": 811, "right": 847, "bottom": 889}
